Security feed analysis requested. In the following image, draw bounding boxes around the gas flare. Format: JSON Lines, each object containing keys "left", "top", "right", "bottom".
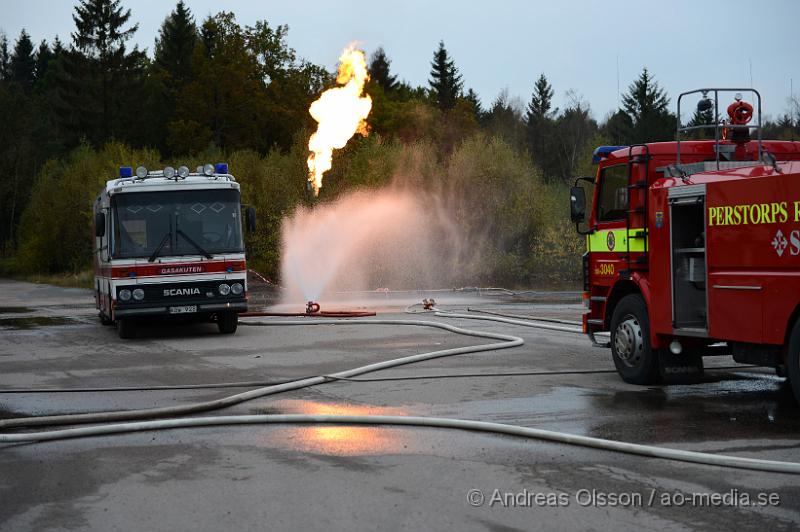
{"left": 306, "top": 45, "right": 372, "bottom": 196}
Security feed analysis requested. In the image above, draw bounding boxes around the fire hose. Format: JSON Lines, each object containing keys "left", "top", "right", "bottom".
{"left": 1, "top": 316, "right": 798, "bottom": 474}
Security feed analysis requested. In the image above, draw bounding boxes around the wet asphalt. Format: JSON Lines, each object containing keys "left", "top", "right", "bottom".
{"left": 0, "top": 278, "right": 798, "bottom": 531}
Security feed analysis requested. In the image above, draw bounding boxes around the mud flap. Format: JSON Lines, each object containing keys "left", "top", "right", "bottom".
{"left": 658, "top": 350, "right": 704, "bottom": 383}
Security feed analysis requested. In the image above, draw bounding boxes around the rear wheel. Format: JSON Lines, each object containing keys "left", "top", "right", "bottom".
{"left": 117, "top": 318, "right": 137, "bottom": 339}
{"left": 217, "top": 312, "right": 238, "bottom": 334}
{"left": 610, "top": 294, "right": 660, "bottom": 385}
{"left": 787, "top": 319, "right": 800, "bottom": 404}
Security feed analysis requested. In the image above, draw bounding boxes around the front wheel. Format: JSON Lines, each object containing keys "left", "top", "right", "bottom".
{"left": 217, "top": 312, "right": 238, "bottom": 334}
{"left": 610, "top": 294, "right": 660, "bottom": 385}
{"left": 787, "top": 319, "right": 800, "bottom": 404}
{"left": 117, "top": 318, "right": 137, "bottom": 339}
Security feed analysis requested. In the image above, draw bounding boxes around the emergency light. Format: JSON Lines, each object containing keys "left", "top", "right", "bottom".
{"left": 592, "top": 146, "right": 627, "bottom": 164}
{"left": 119, "top": 166, "right": 133, "bottom": 178}
{"left": 215, "top": 163, "right": 229, "bottom": 174}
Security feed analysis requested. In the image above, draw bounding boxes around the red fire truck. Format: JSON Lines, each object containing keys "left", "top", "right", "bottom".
{"left": 570, "top": 88, "right": 800, "bottom": 402}
{"left": 93, "top": 163, "right": 255, "bottom": 339}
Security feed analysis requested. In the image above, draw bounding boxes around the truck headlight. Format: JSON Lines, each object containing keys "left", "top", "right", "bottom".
{"left": 133, "top": 288, "right": 145, "bottom": 301}
{"left": 231, "top": 283, "right": 243, "bottom": 295}
{"left": 218, "top": 283, "right": 231, "bottom": 296}
{"left": 119, "top": 289, "right": 132, "bottom": 301}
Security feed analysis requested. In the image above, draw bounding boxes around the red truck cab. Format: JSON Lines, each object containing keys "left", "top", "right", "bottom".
{"left": 570, "top": 88, "right": 800, "bottom": 402}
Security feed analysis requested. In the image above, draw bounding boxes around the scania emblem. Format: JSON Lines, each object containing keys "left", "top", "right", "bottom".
{"left": 163, "top": 288, "right": 201, "bottom": 296}
{"left": 607, "top": 232, "right": 616, "bottom": 251}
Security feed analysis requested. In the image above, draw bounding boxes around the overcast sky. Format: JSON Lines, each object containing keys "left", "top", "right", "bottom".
{"left": 1, "top": 0, "right": 798, "bottom": 121}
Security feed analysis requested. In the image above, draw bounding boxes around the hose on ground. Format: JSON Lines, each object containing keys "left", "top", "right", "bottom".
{"left": 0, "top": 318, "right": 522, "bottom": 430}
{"left": 466, "top": 307, "right": 582, "bottom": 326}
{"left": 2, "top": 414, "right": 799, "bottom": 474}
{"left": 432, "top": 310, "right": 584, "bottom": 334}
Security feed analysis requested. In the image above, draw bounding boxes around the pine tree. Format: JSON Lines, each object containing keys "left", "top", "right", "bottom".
{"left": 525, "top": 73, "right": 557, "bottom": 174}
{"left": 428, "top": 40, "right": 462, "bottom": 111}
{"left": 34, "top": 40, "right": 53, "bottom": 83}
{"left": 686, "top": 106, "right": 714, "bottom": 139}
{"left": 10, "top": 29, "right": 36, "bottom": 90}
{"left": 525, "top": 73, "right": 555, "bottom": 123}
{"left": 65, "top": 0, "right": 146, "bottom": 143}
{"left": 464, "top": 87, "right": 483, "bottom": 118}
{"left": 154, "top": 1, "right": 197, "bottom": 84}
{"left": 369, "top": 47, "right": 397, "bottom": 92}
{"left": 621, "top": 68, "right": 673, "bottom": 142}
{"left": 0, "top": 34, "right": 10, "bottom": 80}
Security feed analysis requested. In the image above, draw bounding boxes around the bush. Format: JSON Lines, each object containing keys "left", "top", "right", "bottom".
{"left": 12, "top": 134, "right": 583, "bottom": 288}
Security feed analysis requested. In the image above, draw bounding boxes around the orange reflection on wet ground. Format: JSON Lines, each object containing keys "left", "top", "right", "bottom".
{"left": 268, "top": 400, "right": 412, "bottom": 456}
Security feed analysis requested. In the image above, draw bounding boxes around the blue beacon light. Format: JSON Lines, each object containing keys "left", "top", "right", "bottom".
{"left": 119, "top": 166, "right": 133, "bottom": 178}
{"left": 215, "top": 163, "right": 229, "bottom": 174}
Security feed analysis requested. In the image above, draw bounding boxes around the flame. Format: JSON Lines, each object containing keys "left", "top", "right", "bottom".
{"left": 306, "top": 44, "right": 372, "bottom": 196}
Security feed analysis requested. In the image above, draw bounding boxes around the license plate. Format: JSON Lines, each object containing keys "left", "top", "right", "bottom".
{"left": 169, "top": 305, "right": 197, "bottom": 314}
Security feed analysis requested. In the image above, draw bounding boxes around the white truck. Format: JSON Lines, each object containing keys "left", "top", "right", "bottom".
{"left": 93, "top": 163, "right": 255, "bottom": 339}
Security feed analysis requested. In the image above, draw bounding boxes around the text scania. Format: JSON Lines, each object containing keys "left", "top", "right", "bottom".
{"left": 163, "top": 288, "right": 201, "bottom": 296}
{"left": 708, "top": 200, "right": 800, "bottom": 227}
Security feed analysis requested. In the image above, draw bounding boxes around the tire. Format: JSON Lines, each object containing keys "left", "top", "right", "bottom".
{"left": 610, "top": 294, "right": 660, "bottom": 385}
{"left": 117, "top": 318, "right": 137, "bottom": 339}
{"left": 217, "top": 312, "right": 238, "bottom": 334}
{"left": 787, "top": 319, "right": 800, "bottom": 405}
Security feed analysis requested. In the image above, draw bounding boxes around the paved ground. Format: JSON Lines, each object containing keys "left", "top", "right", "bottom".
{"left": 0, "top": 278, "right": 798, "bottom": 531}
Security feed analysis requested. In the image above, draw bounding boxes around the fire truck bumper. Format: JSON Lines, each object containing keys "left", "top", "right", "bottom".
{"left": 115, "top": 299, "right": 248, "bottom": 317}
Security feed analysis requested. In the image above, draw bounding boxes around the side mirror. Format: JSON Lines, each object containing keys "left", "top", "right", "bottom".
{"left": 569, "top": 186, "right": 586, "bottom": 224}
{"left": 246, "top": 206, "right": 256, "bottom": 233}
{"left": 95, "top": 212, "right": 106, "bottom": 237}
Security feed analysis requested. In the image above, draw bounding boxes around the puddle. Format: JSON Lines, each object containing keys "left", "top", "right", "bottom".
{"left": 0, "top": 316, "right": 74, "bottom": 330}
{"left": 253, "top": 400, "right": 412, "bottom": 456}
{"left": 0, "top": 307, "right": 34, "bottom": 314}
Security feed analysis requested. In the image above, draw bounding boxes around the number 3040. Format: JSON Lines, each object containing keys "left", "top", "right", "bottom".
{"left": 597, "top": 264, "right": 615, "bottom": 275}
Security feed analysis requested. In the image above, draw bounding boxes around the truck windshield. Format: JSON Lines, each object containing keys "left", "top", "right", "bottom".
{"left": 112, "top": 189, "right": 244, "bottom": 259}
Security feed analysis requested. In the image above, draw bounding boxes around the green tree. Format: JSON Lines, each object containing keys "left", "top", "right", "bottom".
{"left": 485, "top": 89, "right": 525, "bottom": 150}
{"left": 600, "top": 109, "right": 633, "bottom": 145}
{"left": 463, "top": 88, "right": 483, "bottom": 120}
{"left": 61, "top": 0, "right": 146, "bottom": 145}
{"left": 246, "top": 19, "right": 329, "bottom": 150}
{"left": 428, "top": 40, "right": 462, "bottom": 111}
{"left": 0, "top": 34, "right": 10, "bottom": 80}
{"left": 169, "top": 12, "right": 265, "bottom": 153}
{"left": 369, "top": 47, "right": 397, "bottom": 93}
{"left": 525, "top": 73, "right": 555, "bottom": 122}
{"left": 154, "top": 1, "right": 197, "bottom": 84}
{"left": 620, "top": 68, "right": 673, "bottom": 142}
{"left": 525, "top": 73, "right": 557, "bottom": 173}
{"left": 686, "top": 106, "right": 714, "bottom": 139}
{"left": 34, "top": 40, "right": 54, "bottom": 83}
{"left": 553, "top": 91, "right": 598, "bottom": 182}
{"left": 10, "top": 30, "right": 36, "bottom": 91}
{"left": 143, "top": 1, "right": 198, "bottom": 152}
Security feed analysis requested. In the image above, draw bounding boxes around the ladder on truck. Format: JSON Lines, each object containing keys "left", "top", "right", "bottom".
{"left": 621, "top": 144, "right": 650, "bottom": 278}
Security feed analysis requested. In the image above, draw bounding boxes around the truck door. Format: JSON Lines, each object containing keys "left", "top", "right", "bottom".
{"left": 589, "top": 164, "right": 630, "bottom": 281}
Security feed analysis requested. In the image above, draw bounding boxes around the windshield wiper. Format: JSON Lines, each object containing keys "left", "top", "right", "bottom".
{"left": 177, "top": 229, "right": 213, "bottom": 259}
{"left": 148, "top": 232, "right": 172, "bottom": 262}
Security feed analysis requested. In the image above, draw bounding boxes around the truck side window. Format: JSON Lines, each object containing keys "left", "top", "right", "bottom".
{"left": 597, "top": 164, "right": 628, "bottom": 222}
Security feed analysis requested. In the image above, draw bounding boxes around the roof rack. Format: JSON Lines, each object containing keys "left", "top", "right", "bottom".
{"left": 676, "top": 88, "right": 763, "bottom": 172}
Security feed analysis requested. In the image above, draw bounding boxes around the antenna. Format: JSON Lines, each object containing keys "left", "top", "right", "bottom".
{"left": 616, "top": 53, "right": 620, "bottom": 108}
{"left": 748, "top": 58, "right": 753, "bottom": 88}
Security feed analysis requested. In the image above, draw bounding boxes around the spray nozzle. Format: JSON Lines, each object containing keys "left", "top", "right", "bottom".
{"left": 306, "top": 301, "right": 321, "bottom": 314}
{"left": 422, "top": 298, "right": 437, "bottom": 311}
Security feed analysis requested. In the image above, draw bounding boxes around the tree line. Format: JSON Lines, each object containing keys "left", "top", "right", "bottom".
{"left": 1, "top": 0, "right": 798, "bottom": 281}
